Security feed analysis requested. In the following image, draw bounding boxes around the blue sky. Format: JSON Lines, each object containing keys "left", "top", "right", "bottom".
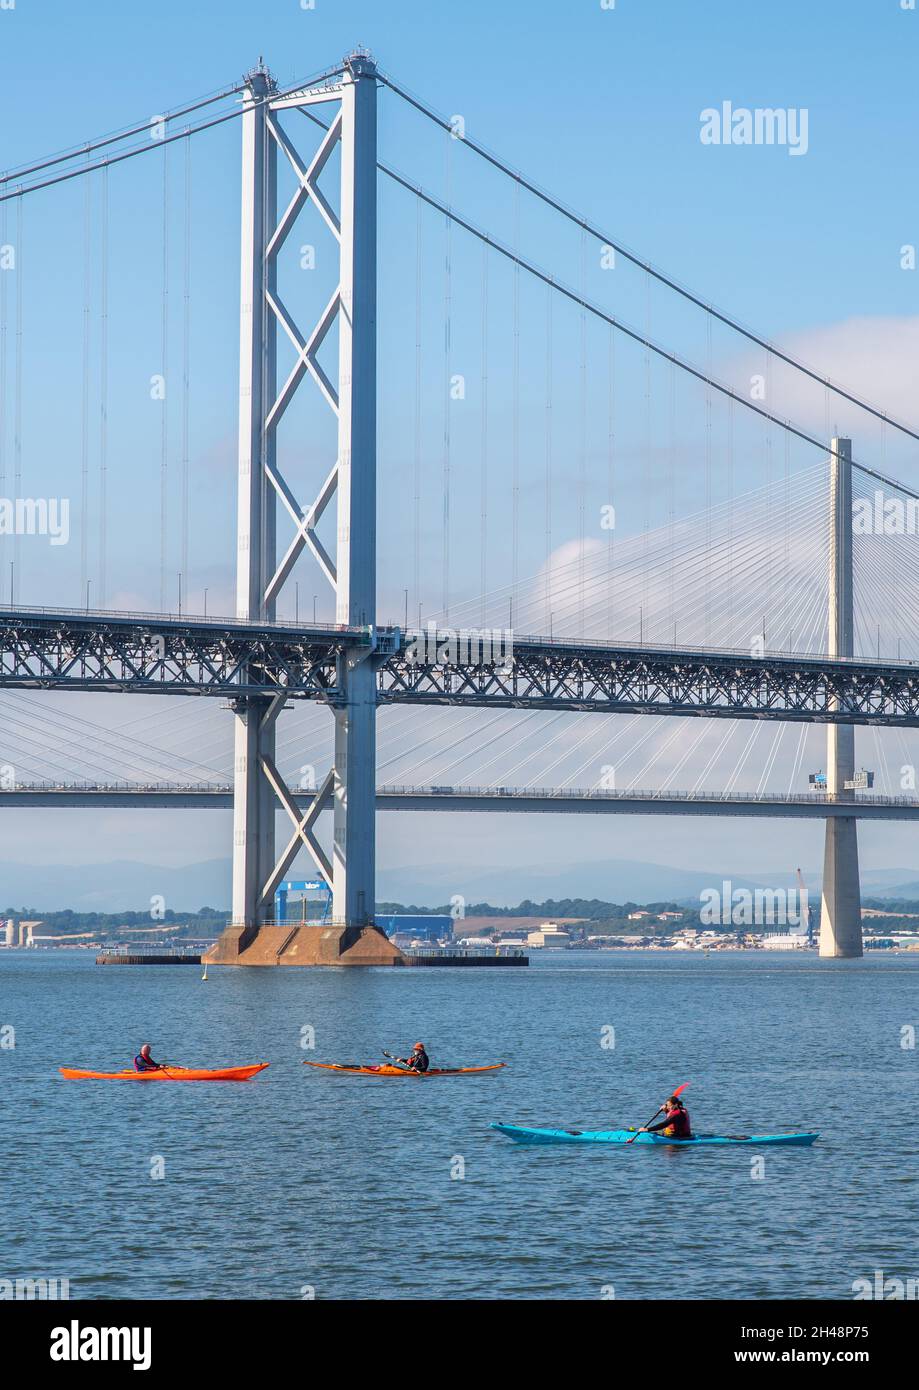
{"left": 5, "top": 0, "right": 917, "bottom": 330}
{"left": 1, "top": 0, "right": 918, "bottom": 904}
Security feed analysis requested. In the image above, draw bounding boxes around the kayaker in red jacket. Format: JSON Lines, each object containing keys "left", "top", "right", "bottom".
{"left": 641, "top": 1094, "right": 692, "bottom": 1139}
{"left": 133, "top": 1044, "right": 163, "bottom": 1073}
{"left": 398, "top": 1043, "right": 430, "bottom": 1073}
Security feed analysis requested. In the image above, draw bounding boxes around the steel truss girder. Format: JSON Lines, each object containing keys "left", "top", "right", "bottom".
{"left": 3, "top": 619, "right": 919, "bottom": 724}
{"left": 0, "top": 613, "right": 350, "bottom": 697}
{"left": 4, "top": 620, "right": 919, "bottom": 724}
{"left": 376, "top": 642, "right": 919, "bottom": 728}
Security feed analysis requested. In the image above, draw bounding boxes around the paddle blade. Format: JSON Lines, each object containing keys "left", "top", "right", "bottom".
{"left": 672, "top": 1082, "right": 690, "bottom": 1098}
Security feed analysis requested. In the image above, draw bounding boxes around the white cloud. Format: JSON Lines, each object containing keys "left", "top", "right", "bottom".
{"left": 732, "top": 315, "right": 919, "bottom": 448}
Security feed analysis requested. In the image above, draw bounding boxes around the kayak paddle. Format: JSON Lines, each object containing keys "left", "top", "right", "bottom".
{"left": 626, "top": 1081, "right": 690, "bottom": 1144}
{"left": 381, "top": 1050, "right": 411, "bottom": 1071}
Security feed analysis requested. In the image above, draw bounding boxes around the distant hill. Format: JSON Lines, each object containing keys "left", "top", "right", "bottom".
{"left": 859, "top": 869, "right": 919, "bottom": 896}
{"left": 3, "top": 854, "right": 917, "bottom": 915}
{"left": 375, "top": 858, "right": 799, "bottom": 907}
{"left": 870, "top": 883, "right": 919, "bottom": 901}
{"left": 1, "top": 855, "right": 775, "bottom": 913}
{"left": 0, "top": 859, "right": 232, "bottom": 913}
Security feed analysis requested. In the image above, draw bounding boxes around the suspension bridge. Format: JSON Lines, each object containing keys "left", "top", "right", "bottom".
{"left": 2, "top": 52, "right": 919, "bottom": 961}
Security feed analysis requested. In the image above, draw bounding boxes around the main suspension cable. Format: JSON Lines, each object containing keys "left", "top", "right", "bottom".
{"left": 377, "top": 68, "right": 919, "bottom": 448}
{"left": 0, "top": 65, "right": 347, "bottom": 204}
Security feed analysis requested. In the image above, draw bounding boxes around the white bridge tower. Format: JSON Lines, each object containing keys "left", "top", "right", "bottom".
{"left": 216, "top": 53, "right": 389, "bottom": 963}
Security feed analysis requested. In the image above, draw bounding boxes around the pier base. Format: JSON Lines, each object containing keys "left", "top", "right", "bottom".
{"left": 819, "top": 817, "right": 863, "bottom": 958}
{"left": 203, "top": 923, "right": 405, "bottom": 967}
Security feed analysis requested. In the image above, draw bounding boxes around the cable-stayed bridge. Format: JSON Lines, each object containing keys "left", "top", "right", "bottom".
{"left": 2, "top": 52, "right": 919, "bottom": 959}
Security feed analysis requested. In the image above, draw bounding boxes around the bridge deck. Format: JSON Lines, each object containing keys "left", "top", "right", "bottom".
{"left": 2, "top": 610, "right": 919, "bottom": 725}
{"left": 1, "top": 784, "right": 917, "bottom": 819}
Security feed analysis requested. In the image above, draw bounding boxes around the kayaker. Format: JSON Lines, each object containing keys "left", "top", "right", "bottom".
{"left": 398, "top": 1042, "right": 430, "bottom": 1073}
{"left": 640, "top": 1094, "right": 692, "bottom": 1139}
{"left": 133, "top": 1044, "right": 163, "bottom": 1073}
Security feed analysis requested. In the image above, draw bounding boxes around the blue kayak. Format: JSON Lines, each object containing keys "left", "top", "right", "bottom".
{"left": 491, "top": 1123, "right": 819, "bottom": 1147}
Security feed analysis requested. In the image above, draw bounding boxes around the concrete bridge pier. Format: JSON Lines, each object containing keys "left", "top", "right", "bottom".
{"left": 820, "top": 815, "right": 861, "bottom": 957}
{"left": 819, "top": 437, "right": 863, "bottom": 958}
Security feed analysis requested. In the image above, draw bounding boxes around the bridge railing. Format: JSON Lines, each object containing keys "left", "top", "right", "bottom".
{"left": 378, "top": 784, "right": 919, "bottom": 807}
{"left": 2, "top": 604, "right": 918, "bottom": 669}
{"left": 8, "top": 780, "right": 919, "bottom": 808}
{"left": 405, "top": 946, "right": 528, "bottom": 958}
{"left": 0, "top": 601, "right": 361, "bottom": 634}
{"left": 399, "top": 629, "right": 919, "bottom": 669}
{"left": 8, "top": 780, "right": 233, "bottom": 792}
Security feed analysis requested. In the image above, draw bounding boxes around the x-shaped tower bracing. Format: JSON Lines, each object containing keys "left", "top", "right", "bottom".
{"left": 233, "top": 54, "right": 379, "bottom": 928}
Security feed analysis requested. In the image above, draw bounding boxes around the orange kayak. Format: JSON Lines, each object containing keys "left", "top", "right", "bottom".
{"left": 59, "top": 1064, "right": 269, "bottom": 1082}
{"left": 305, "top": 1061, "right": 506, "bottom": 1078}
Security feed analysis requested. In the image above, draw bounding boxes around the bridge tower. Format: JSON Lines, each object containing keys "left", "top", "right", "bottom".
{"left": 213, "top": 53, "right": 396, "bottom": 965}
{"left": 231, "top": 63, "right": 278, "bottom": 935}
{"left": 819, "top": 437, "right": 862, "bottom": 958}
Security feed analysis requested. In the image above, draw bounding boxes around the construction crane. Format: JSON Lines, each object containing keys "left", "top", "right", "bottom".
{"left": 796, "top": 868, "right": 818, "bottom": 946}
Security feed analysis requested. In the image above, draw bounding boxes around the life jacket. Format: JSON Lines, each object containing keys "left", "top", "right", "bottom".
{"left": 134, "top": 1054, "right": 158, "bottom": 1072}
{"left": 409, "top": 1050, "right": 429, "bottom": 1073}
{"left": 662, "top": 1105, "right": 692, "bottom": 1138}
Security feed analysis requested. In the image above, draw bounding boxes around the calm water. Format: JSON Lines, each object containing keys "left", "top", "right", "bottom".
{"left": 2, "top": 950, "right": 917, "bottom": 1300}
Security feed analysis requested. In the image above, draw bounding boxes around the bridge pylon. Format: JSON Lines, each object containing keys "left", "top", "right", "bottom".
{"left": 211, "top": 53, "right": 394, "bottom": 965}
{"left": 819, "top": 437, "right": 862, "bottom": 958}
